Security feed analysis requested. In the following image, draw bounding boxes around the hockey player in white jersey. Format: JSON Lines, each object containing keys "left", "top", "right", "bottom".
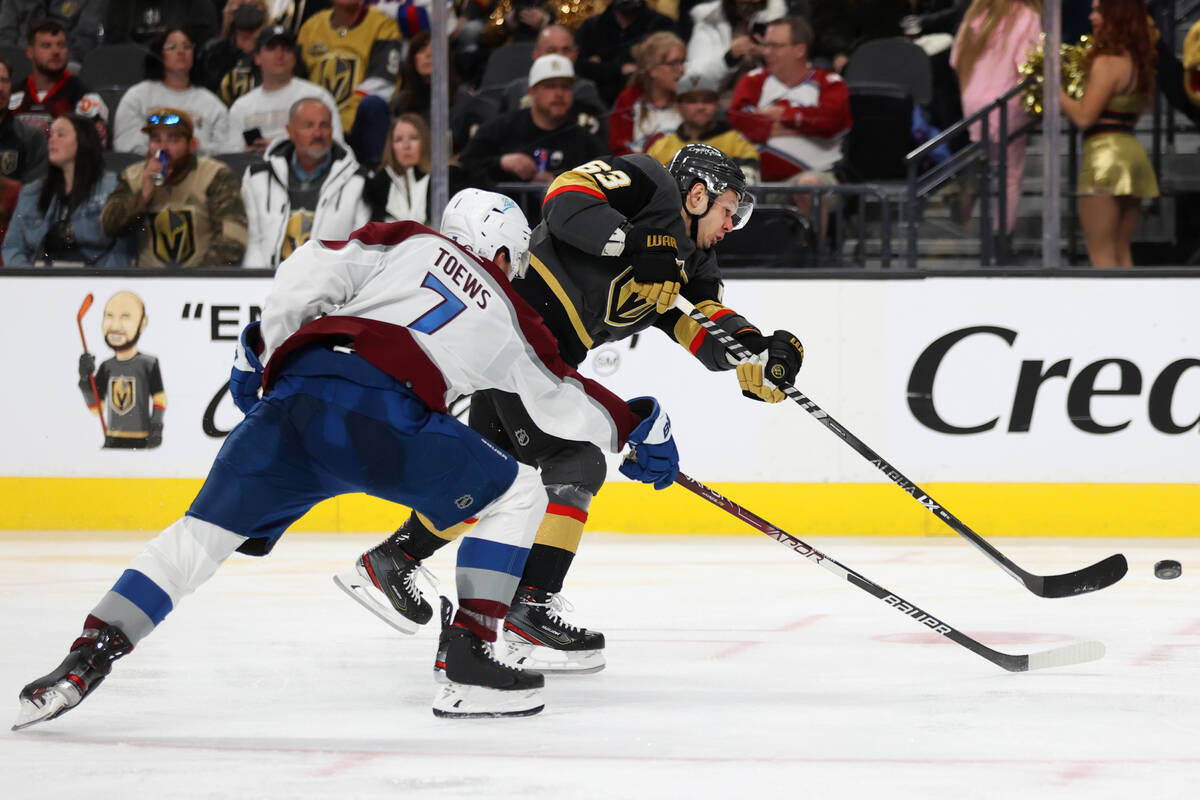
{"left": 13, "top": 189, "right": 679, "bottom": 728}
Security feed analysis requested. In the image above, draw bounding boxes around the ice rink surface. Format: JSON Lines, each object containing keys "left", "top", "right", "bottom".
{"left": 1, "top": 529, "right": 1196, "bottom": 800}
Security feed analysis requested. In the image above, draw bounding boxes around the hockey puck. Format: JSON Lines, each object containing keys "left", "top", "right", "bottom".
{"left": 1154, "top": 560, "right": 1182, "bottom": 580}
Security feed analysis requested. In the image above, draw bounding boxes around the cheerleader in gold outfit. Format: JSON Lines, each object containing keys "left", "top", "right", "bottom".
{"left": 1060, "top": 0, "right": 1158, "bottom": 267}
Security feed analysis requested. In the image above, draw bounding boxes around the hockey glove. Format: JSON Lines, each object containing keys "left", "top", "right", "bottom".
{"left": 229, "top": 321, "right": 265, "bottom": 414}
{"left": 77, "top": 353, "right": 95, "bottom": 395}
{"left": 626, "top": 224, "right": 683, "bottom": 314}
{"left": 146, "top": 407, "right": 164, "bottom": 448}
{"left": 736, "top": 329, "right": 804, "bottom": 403}
{"left": 620, "top": 396, "right": 679, "bottom": 490}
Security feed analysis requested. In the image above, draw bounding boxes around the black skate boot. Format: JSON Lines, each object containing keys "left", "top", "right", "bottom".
{"left": 13, "top": 624, "right": 132, "bottom": 731}
{"left": 433, "top": 595, "right": 453, "bottom": 683}
{"left": 333, "top": 535, "right": 434, "bottom": 634}
{"left": 432, "top": 625, "right": 545, "bottom": 718}
{"left": 501, "top": 587, "right": 606, "bottom": 674}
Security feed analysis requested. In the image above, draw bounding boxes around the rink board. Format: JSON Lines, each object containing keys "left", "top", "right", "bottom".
{"left": 1, "top": 274, "right": 1197, "bottom": 535}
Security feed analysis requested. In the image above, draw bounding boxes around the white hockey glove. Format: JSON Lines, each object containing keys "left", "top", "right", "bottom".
{"left": 230, "top": 321, "right": 265, "bottom": 414}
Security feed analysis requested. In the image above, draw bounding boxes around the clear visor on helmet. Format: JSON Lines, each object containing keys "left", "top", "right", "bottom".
{"left": 731, "top": 190, "right": 755, "bottom": 230}
{"left": 510, "top": 247, "right": 532, "bottom": 279}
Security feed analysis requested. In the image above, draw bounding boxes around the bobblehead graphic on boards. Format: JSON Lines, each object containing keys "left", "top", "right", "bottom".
{"left": 77, "top": 291, "right": 166, "bottom": 449}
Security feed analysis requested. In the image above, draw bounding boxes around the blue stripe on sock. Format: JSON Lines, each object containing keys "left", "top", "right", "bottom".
{"left": 111, "top": 569, "right": 174, "bottom": 626}
{"left": 456, "top": 537, "right": 530, "bottom": 579}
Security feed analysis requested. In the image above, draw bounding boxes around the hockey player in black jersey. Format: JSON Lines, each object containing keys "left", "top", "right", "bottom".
{"left": 337, "top": 144, "right": 805, "bottom": 674}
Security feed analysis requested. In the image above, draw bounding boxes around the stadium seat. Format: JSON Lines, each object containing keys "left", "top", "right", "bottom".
{"left": 103, "top": 150, "right": 142, "bottom": 174}
{"left": 0, "top": 46, "right": 32, "bottom": 87}
{"left": 713, "top": 205, "right": 815, "bottom": 268}
{"left": 838, "top": 84, "right": 917, "bottom": 182}
{"left": 478, "top": 42, "right": 536, "bottom": 89}
{"left": 844, "top": 37, "right": 932, "bottom": 107}
{"left": 215, "top": 151, "right": 263, "bottom": 179}
{"left": 82, "top": 44, "right": 150, "bottom": 90}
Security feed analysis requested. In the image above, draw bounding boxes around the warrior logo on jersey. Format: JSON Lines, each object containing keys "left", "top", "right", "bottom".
{"left": 312, "top": 55, "right": 359, "bottom": 104}
{"left": 221, "top": 66, "right": 256, "bottom": 105}
{"left": 152, "top": 209, "right": 196, "bottom": 265}
{"left": 605, "top": 266, "right": 656, "bottom": 328}
{"left": 0, "top": 150, "right": 17, "bottom": 175}
{"left": 282, "top": 211, "right": 315, "bottom": 260}
{"left": 109, "top": 377, "right": 136, "bottom": 415}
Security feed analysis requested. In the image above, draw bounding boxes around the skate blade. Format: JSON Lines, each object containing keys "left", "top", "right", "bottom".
{"left": 12, "top": 690, "right": 71, "bottom": 731}
{"left": 332, "top": 570, "right": 423, "bottom": 635}
{"left": 431, "top": 682, "right": 544, "bottom": 718}
{"left": 499, "top": 638, "right": 606, "bottom": 675}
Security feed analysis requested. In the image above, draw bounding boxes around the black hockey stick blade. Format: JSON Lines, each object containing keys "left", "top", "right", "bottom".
{"left": 675, "top": 472, "right": 1106, "bottom": 673}
{"left": 672, "top": 296, "right": 1127, "bottom": 599}
{"left": 1026, "top": 553, "right": 1128, "bottom": 598}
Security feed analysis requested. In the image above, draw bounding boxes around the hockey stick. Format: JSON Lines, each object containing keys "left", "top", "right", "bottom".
{"left": 76, "top": 294, "right": 106, "bottom": 437}
{"left": 674, "top": 471, "right": 1104, "bottom": 672}
{"left": 674, "top": 296, "right": 1126, "bottom": 598}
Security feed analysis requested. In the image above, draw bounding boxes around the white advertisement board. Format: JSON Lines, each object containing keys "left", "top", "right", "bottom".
{"left": 1, "top": 275, "right": 1197, "bottom": 484}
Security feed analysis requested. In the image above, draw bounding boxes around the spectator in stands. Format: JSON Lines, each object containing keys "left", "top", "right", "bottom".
{"left": 811, "top": 0, "right": 907, "bottom": 73}
{"left": 226, "top": 26, "right": 343, "bottom": 154}
{"left": 103, "top": 0, "right": 220, "bottom": 48}
{"left": 950, "top": 0, "right": 1042, "bottom": 234}
{"left": 0, "top": 175, "right": 20, "bottom": 264}
{"left": 12, "top": 18, "right": 109, "bottom": 145}
{"left": 480, "top": 0, "right": 556, "bottom": 51}
{"left": 729, "top": 16, "right": 851, "bottom": 184}
{"left": 609, "top": 31, "right": 686, "bottom": 155}
{"left": 0, "top": 0, "right": 104, "bottom": 72}
{"left": 0, "top": 58, "right": 48, "bottom": 183}
{"left": 241, "top": 97, "right": 369, "bottom": 268}
{"left": 3, "top": 114, "right": 135, "bottom": 267}
{"left": 461, "top": 53, "right": 606, "bottom": 186}
{"left": 498, "top": 24, "right": 606, "bottom": 125}
{"left": 390, "top": 30, "right": 479, "bottom": 154}
{"left": 197, "top": 0, "right": 272, "bottom": 106}
{"left": 299, "top": 0, "right": 402, "bottom": 166}
{"left": 646, "top": 72, "right": 761, "bottom": 181}
{"left": 362, "top": 113, "right": 466, "bottom": 224}
{"left": 685, "top": 0, "right": 786, "bottom": 91}
{"left": 112, "top": 29, "right": 232, "bottom": 155}
{"left": 575, "top": 0, "right": 676, "bottom": 107}
{"left": 1060, "top": 0, "right": 1159, "bottom": 267}
{"left": 102, "top": 107, "right": 247, "bottom": 267}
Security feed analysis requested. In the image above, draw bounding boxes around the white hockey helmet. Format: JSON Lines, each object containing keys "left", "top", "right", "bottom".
{"left": 440, "top": 189, "right": 532, "bottom": 278}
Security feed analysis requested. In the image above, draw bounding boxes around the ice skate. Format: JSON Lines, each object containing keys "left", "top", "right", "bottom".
{"left": 500, "top": 587, "right": 606, "bottom": 674}
{"left": 433, "top": 595, "right": 453, "bottom": 683}
{"left": 333, "top": 537, "right": 434, "bottom": 634}
{"left": 432, "top": 624, "right": 545, "bottom": 719}
{"left": 13, "top": 624, "right": 132, "bottom": 731}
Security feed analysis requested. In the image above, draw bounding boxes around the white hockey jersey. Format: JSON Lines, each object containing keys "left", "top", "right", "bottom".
{"left": 259, "top": 221, "right": 639, "bottom": 453}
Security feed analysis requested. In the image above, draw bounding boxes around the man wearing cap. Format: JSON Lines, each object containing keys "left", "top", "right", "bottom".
{"left": 102, "top": 108, "right": 248, "bottom": 267}
{"left": 226, "top": 26, "right": 343, "bottom": 155}
{"left": 461, "top": 53, "right": 605, "bottom": 187}
{"left": 241, "top": 97, "right": 369, "bottom": 268}
{"left": 647, "top": 73, "right": 760, "bottom": 183}
{"left": 497, "top": 24, "right": 606, "bottom": 140}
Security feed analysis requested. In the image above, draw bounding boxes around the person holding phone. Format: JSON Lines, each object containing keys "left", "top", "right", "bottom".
{"left": 225, "top": 25, "right": 343, "bottom": 155}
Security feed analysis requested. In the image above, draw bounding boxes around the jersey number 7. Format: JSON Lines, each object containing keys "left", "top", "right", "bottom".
{"left": 410, "top": 273, "right": 467, "bottom": 335}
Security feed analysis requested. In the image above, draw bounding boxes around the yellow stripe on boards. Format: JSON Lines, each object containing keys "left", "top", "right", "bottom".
{"left": 0, "top": 478, "right": 1196, "bottom": 537}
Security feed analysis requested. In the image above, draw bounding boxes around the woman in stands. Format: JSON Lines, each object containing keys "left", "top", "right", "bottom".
{"left": 3, "top": 114, "right": 135, "bottom": 267}
{"left": 390, "top": 30, "right": 476, "bottom": 156}
{"left": 609, "top": 31, "right": 687, "bottom": 155}
{"left": 950, "top": 0, "right": 1042, "bottom": 238}
{"left": 364, "top": 113, "right": 468, "bottom": 225}
{"left": 111, "top": 29, "right": 232, "bottom": 155}
{"left": 1060, "top": 0, "right": 1158, "bottom": 267}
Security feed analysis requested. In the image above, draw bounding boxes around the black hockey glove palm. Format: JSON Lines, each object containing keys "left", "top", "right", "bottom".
{"left": 735, "top": 329, "right": 804, "bottom": 403}
{"left": 626, "top": 224, "right": 683, "bottom": 314}
{"left": 77, "top": 353, "right": 95, "bottom": 395}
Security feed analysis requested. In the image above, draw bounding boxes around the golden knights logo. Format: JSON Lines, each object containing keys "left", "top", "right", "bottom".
{"left": 152, "top": 209, "right": 196, "bottom": 265}
{"left": 0, "top": 149, "right": 17, "bottom": 176}
{"left": 313, "top": 54, "right": 359, "bottom": 105}
{"left": 109, "top": 377, "right": 136, "bottom": 416}
{"left": 605, "top": 266, "right": 656, "bottom": 328}
{"left": 221, "top": 66, "right": 256, "bottom": 105}
{"left": 282, "top": 211, "right": 315, "bottom": 260}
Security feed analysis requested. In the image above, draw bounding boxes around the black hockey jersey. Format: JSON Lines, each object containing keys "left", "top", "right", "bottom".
{"left": 522, "top": 153, "right": 761, "bottom": 369}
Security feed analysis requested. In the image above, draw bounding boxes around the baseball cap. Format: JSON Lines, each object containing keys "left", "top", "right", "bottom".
{"left": 528, "top": 54, "right": 574, "bottom": 88}
{"left": 141, "top": 107, "right": 195, "bottom": 139}
{"left": 256, "top": 24, "right": 297, "bottom": 50}
{"left": 676, "top": 73, "right": 720, "bottom": 97}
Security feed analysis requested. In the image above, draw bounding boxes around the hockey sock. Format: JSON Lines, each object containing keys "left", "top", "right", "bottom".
{"left": 393, "top": 512, "right": 472, "bottom": 560}
{"left": 519, "top": 500, "right": 587, "bottom": 593}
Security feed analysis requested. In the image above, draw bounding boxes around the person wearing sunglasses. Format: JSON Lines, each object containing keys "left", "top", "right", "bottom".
{"left": 348, "top": 143, "right": 803, "bottom": 679}
{"left": 101, "top": 107, "right": 247, "bottom": 267}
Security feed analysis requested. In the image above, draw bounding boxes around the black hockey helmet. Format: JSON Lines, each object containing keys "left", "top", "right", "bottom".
{"left": 668, "top": 143, "right": 754, "bottom": 230}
